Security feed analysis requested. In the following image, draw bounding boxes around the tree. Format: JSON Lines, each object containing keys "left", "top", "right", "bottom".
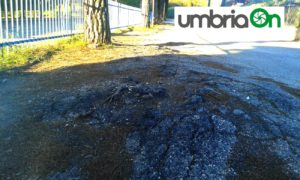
{"left": 296, "top": 16, "right": 300, "bottom": 41}
{"left": 142, "top": 0, "right": 168, "bottom": 27}
{"left": 84, "top": 0, "right": 111, "bottom": 45}
{"left": 152, "top": 0, "right": 169, "bottom": 25}
{"left": 142, "top": 0, "right": 151, "bottom": 27}
{"left": 156, "top": 0, "right": 166, "bottom": 23}
{"left": 296, "top": 28, "right": 300, "bottom": 41}
{"left": 165, "top": 0, "right": 169, "bottom": 19}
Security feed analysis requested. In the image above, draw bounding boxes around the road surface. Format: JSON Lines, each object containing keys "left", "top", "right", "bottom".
{"left": 147, "top": 25, "right": 300, "bottom": 89}
{"left": 0, "top": 24, "right": 300, "bottom": 179}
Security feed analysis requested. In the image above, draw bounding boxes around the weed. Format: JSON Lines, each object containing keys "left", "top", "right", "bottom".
{"left": 0, "top": 35, "right": 87, "bottom": 72}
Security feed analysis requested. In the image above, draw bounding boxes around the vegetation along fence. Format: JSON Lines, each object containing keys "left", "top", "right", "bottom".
{"left": 0, "top": 0, "right": 142, "bottom": 51}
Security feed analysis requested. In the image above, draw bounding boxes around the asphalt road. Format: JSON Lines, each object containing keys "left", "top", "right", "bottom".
{"left": 148, "top": 25, "right": 300, "bottom": 89}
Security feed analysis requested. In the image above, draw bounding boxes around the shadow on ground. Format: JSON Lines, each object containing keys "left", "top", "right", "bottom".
{"left": 0, "top": 45, "right": 300, "bottom": 179}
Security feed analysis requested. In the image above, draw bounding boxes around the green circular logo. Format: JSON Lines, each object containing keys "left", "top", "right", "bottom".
{"left": 250, "top": 8, "right": 269, "bottom": 28}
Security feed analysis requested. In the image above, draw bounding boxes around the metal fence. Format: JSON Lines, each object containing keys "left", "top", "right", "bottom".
{"left": 109, "top": 1, "right": 142, "bottom": 29}
{"left": 0, "top": 0, "right": 142, "bottom": 48}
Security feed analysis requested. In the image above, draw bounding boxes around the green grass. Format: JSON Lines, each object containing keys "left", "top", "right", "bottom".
{"left": 0, "top": 35, "right": 86, "bottom": 72}
{"left": 0, "top": 24, "right": 168, "bottom": 72}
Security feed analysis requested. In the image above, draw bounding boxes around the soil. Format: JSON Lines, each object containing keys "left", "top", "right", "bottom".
{"left": 0, "top": 25, "right": 300, "bottom": 179}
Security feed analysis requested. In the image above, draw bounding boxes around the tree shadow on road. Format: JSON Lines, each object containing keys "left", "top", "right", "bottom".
{"left": 0, "top": 44, "right": 300, "bottom": 179}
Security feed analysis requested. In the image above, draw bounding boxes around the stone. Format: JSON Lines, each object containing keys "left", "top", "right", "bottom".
{"left": 243, "top": 114, "right": 251, "bottom": 120}
{"left": 49, "top": 166, "right": 81, "bottom": 180}
{"left": 271, "top": 139, "right": 293, "bottom": 161}
{"left": 126, "top": 132, "right": 142, "bottom": 154}
{"left": 190, "top": 95, "right": 204, "bottom": 104}
{"left": 87, "top": 119, "right": 100, "bottom": 128}
{"left": 218, "top": 105, "right": 228, "bottom": 115}
{"left": 197, "top": 107, "right": 206, "bottom": 113}
{"left": 211, "top": 115, "right": 236, "bottom": 134}
{"left": 279, "top": 122, "right": 300, "bottom": 139}
{"left": 233, "top": 109, "right": 244, "bottom": 116}
{"left": 239, "top": 123, "right": 274, "bottom": 139}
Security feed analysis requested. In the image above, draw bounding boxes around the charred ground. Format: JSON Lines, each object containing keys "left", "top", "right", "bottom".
{"left": 0, "top": 26, "right": 300, "bottom": 179}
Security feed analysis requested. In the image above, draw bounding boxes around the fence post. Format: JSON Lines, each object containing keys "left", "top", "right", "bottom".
{"left": 55, "top": 0, "right": 58, "bottom": 34}
{"left": 26, "top": 0, "right": 29, "bottom": 39}
{"left": 118, "top": 2, "right": 120, "bottom": 28}
{"left": 30, "top": 0, "right": 33, "bottom": 38}
{"left": 0, "top": 1, "right": 2, "bottom": 58}
{"left": 38, "top": 0, "right": 41, "bottom": 36}
{"left": 0, "top": 0, "right": 3, "bottom": 41}
{"left": 59, "top": 0, "right": 61, "bottom": 34}
{"left": 47, "top": 0, "right": 50, "bottom": 35}
{"left": 45, "top": 0, "right": 48, "bottom": 35}
{"left": 15, "top": 0, "right": 19, "bottom": 38}
{"left": 70, "top": 0, "right": 73, "bottom": 34}
{"left": 21, "top": 0, "right": 24, "bottom": 41}
{"left": 10, "top": 0, "right": 14, "bottom": 39}
{"left": 34, "top": 0, "right": 37, "bottom": 37}
{"left": 42, "top": 0, "right": 44, "bottom": 35}
{"left": 0, "top": 0, "right": 142, "bottom": 52}
{"left": 52, "top": 0, "right": 54, "bottom": 34}
{"left": 4, "top": 0, "right": 9, "bottom": 40}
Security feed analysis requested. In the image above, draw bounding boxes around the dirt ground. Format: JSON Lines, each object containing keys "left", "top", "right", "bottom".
{"left": 0, "top": 25, "right": 300, "bottom": 179}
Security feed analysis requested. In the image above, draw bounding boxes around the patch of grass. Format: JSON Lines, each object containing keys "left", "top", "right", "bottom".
{"left": 0, "top": 35, "right": 87, "bottom": 72}
{"left": 0, "top": 24, "right": 170, "bottom": 73}
{"left": 0, "top": 25, "right": 174, "bottom": 74}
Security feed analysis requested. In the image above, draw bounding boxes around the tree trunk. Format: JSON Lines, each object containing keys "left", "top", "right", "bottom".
{"left": 156, "top": 0, "right": 166, "bottom": 24}
{"left": 164, "top": 0, "right": 169, "bottom": 20}
{"left": 84, "top": 0, "right": 111, "bottom": 45}
{"left": 152, "top": 0, "right": 157, "bottom": 26}
{"left": 152, "top": 0, "right": 164, "bottom": 24}
{"left": 142, "top": 0, "right": 151, "bottom": 27}
{"left": 296, "top": 27, "right": 300, "bottom": 41}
